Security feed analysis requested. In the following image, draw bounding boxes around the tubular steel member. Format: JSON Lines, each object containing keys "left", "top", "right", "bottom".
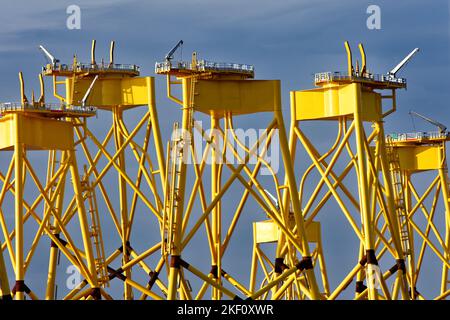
{"left": 386, "top": 119, "right": 450, "bottom": 299}
{"left": 0, "top": 238, "right": 11, "bottom": 299}
{"left": 287, "top": 42, "right": 418, "bottom": 300}
{"left": 251, "top": 219, "right": 330, "bottom": 299}
{"left": 42, "top": 40, "right": 167, "bottom": 300}
{"left": 44, "top": 150, "right": 67, "bottom": 300}
{"left": 156, "top": 42, "right": 322, "bottom": 300}
{"left": 0, "top": 73, "right": 100, "bottom": 300}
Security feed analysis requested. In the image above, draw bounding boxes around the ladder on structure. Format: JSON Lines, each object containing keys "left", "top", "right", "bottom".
{"left": 162, "top": 122, "right": 181, "bottom": 254}
{"left": 441, "top": 161, "right": 450, "bottom": 291}
{"left": 81, "top": 168, "right": 109, "bottom": 287}
{"left": 162, "top": 76, "right": 197, "bottom": 255}
{"left": 386, "top": 140, "right": 411, "bottom": 256}
{"left": 45, "top": 150, "right": 61, "bottom": 232}
{"left": 442, "top": 163, "right": 450, "bottom": 199}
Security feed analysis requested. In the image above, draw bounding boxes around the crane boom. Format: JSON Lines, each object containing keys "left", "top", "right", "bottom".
{"left": 409, "top": 110, "right": 447, "bottom": 133}
{"left": 388, "top": 48, "right": 419, "bottom": 77}
{"left": 165, "top": 40, "right": 184, "bottom": 61}
{"left": 39, "top": 45, "right": 59, "bottom": 66}
{"left": 81, "top": 75, "right": 99, "bottom": 107}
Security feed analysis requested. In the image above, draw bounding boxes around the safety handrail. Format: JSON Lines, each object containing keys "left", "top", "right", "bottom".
{"left": 0, "top": 102, "right": 97, "bottom": 115}
{"left": 386, "top": 131, "right": 449, "bottom": 142}
{"left": 314, "top": 71, "right": 406, "bottom": 85}
{"left": 155, "top": 60, "right": 254, "bottom": 74}
{"left": 43, "top": 62, "right": 140, "bottom": 73}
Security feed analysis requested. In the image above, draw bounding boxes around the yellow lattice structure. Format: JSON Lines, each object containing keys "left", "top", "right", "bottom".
{"left": 0, "top": 72, "right": 101, "bottom": 300}
{"left": 386, "top": 132, "right": 450, "bottom": 299}
{"left": 286, "top": 42, "right": 411, "bottom": 300}
{"left": 46, "top": 41, "right": 168, "bottom": 300}
{"left": 0, "top": 40, "right": 448, "bottom": 301}
{"left": 156, "top": 48, "right": 323, "bottom": 300}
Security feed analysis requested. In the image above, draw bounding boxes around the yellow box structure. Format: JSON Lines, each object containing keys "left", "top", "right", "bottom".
{"left": 193, "top": 79, "right": 281, "bottom": 116}
{"left": 0, "top": 113, "right": 73, "bottom": 151}
{"left": 254, "top": 220, "right": 321, "bottom": 244}
{"left": 397, "top": 145, "right": 441, "bottom": 171}
{"left": 292, "top": 83, "right": 382, "bottom": 122}
{"left": 65, "top": 77, "right": 155, "bottom": 109}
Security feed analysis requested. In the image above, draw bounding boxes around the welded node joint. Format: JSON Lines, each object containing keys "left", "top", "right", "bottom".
{"left": 409, "top": 287, "right": 421, "bottom": 298}
{"left": 365, "top": 250, "right": 378, "bottom": 266}
{"left": 148, "top": 271, "right": 159, "bottom": 288}
{"left": 50, "top": 233, "right": 68, "bottom": 248}
{"left": 108, "top": 266, "right": 126, "bottom": 281}
{"left": 117, "top": 241, "right": 132, "bottom": 257}
{"left": 89, "top": 287, "right": 101, "bottom": 300}
{"left": 169, "top": 255, "right": 189, "bottom": 269}
{"left": 355, "top": 281, "right": 367, "bottom": 293}
{"left": 274, "top": 258, "right": 289, "bottom": 274}
{"left": 12, "top": 280, "right": 30, "bottom": 294}
{"left": 359, "top": 255, "right": 367, "bottom": 266}
{"left": 389, "top": 259, "right": 406, "bottom": 274}
{"left": 295, "top": 256, "right": 313, "bottom": 271}
{"left": 210, "top": 265, "right": 219, "bottom": 279}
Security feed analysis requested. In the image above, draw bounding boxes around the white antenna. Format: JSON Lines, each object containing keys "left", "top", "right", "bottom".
{"left": 388, "top": 48, "right": 419, "bottom": 77}
{"left": 81, "top": 75, "right": 99, "bottom": 107}
{"left": 39, "top": 45, "right": 59, "bottom": 67}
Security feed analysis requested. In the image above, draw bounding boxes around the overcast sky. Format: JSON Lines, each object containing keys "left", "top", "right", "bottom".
{"left": 0, "top": 0, "right": 449, "bottom": 132}
{"left": 0, "top": 0, "right": 449, "bottom": 300}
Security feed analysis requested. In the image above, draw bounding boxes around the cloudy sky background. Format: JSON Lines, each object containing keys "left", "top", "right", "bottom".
{"left": 0, "top": 0, "right": 449, "bottom": 299}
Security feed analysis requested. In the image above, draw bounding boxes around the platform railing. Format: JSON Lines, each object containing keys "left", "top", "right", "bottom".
{"left": 197, "top": 60, "right": 254, "bottom": 73}
{"left": 0, "top": 102, "right": 97, "bottom": 115}
{"left": 155, "top": 60, "right": 254, "bottom": 75}
{"left": 314, "top": 71, "right": 406, "bottom": 85}
{"left": 386, "top": 131, "right": 449, "bottom": 142}
{"left": 43, "top": 62, "right": 140, "bottom": 73}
